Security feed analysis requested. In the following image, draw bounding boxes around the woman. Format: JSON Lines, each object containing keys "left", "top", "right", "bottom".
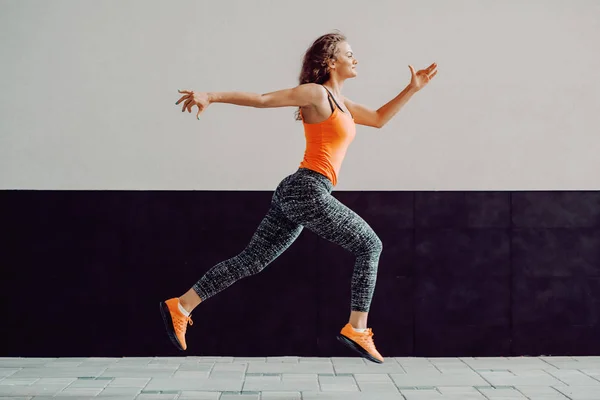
{"left": 162, "top": 31, "right": 437, "bottom": 364}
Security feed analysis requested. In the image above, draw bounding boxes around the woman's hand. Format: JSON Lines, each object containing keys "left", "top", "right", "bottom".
{"left": 408, "top": 63, "right": 438, "bottom": 92}
{"left": 176, "top": 90, "right": 211, "bottom": 120}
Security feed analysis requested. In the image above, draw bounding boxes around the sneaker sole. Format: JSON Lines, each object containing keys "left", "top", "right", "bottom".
{"left": 159, "top": 301, "right": 184, "bottom": 351}
{"left": 337, "top": 334, "right": 383, "bottom": 364}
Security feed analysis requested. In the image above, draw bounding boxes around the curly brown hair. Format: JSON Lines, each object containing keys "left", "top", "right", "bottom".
{"left": 294, "top": 30, "right": 347, "bottom": 121}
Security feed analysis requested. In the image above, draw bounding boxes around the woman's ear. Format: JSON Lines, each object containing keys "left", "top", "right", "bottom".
{"left": 327, "top": 58, "right": 336, "bottom": 71}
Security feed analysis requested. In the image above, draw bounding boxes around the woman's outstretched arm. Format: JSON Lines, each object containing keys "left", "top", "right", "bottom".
{"left": 176, "top": 83, "right": 322, "bottom": 119}
{"left": 344, "top": 63, "right": 438, "bottom": 129}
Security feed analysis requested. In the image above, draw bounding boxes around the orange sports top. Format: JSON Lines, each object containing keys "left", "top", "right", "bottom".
{"left": 298, "top": 85, "right": 356, "bottom": 186}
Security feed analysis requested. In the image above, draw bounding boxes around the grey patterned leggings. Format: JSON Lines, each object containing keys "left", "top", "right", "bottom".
{"left": 192, "top": 168, "right": 382, "bottom": 312}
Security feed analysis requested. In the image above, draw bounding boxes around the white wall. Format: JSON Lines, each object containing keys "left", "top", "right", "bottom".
{"left": 1, "top": 0, "right": 599, "bottom": 190}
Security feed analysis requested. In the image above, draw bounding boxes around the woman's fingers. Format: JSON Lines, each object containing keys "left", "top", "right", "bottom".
{"left": 183, "top": 98, "right": 194, "bottom": 112}
{"left": 176, "top": 90, "right": 194, "bottom": 105}
{"left": 176, "top": 90, "right": 208, "bottom": 118}
{"left": 176, "top": 94, "right": 190, "bottom": 105}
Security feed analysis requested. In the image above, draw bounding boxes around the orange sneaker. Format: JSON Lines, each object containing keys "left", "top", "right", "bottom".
{"left": 159, "top": 298, "right": 193, "bottom": 351}
{"left": 337, "top": 323, "right": 384, "bottom": 364}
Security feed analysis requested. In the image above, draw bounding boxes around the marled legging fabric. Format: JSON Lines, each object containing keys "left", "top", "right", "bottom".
{"left": 192, "top": 168, "right": 382, "bottom": 312}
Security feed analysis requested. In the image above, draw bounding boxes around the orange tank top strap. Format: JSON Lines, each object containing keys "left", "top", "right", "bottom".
{"left": 299, "top": 84, "right": 336, "bottom": 121}
{"left": 321, "top": 85, "right": 335, "bottom": 113}
{"left": 320, "top": 84, "right": 353, "bottom": 119}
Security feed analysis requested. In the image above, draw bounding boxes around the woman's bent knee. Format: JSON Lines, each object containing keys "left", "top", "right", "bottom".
{"left": 356, "top": 234, "right": 382, "bottom": 257}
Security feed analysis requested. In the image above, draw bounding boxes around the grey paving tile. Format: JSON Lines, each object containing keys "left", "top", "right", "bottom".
{"left": 66, "top": 377, "right": 112, "bottom": 388}
{"left": 32, "top": 398, "right": 92, "bottom": 400}
{"left": 9, "top": 368, "right": 106, "bottom": 379}
{"left": 266, "top": 357, "right": 300, "bottom": 363}
{"left": 211, "top": 363, "right": 248, "bottom": 372}
{"left": 477, "top": 370, "right": 567, "bottom": 386}
{"left": 513, "top": 385, "right": 571, "bottom": 399}
{"left": 302, "top": 391, "right": 404, "bottom": 399}
{"left": 478, "top": 387, "right": 529, "bottom": 399}
{"left": 136, "top": 394, "right": 178, "bottom": 400}
{"left": 244, "top": 375, "right": 281, "bottom": 384}
{"left": 461, "top": 356, "right": 555, "bottom": 371}
{"left": 511, "top": 397, "right": 568, "bottom": 400}
{"left": 177, "top": 362, "right": 214, "bottom": 372}
{"left": 242, "top": 374, "right": 319, "bottom": 392}
{"left": 77, "top": 360, "right": 120, "bottom": 369}
{"left": 192, "top": 357, "right": 235, "bottom": 363}
{"left": 543, "top": 357, "right": 600, "bottom": 371}
{"left": 428, "top": 358, "right": 467, "bottom": 367}
{"left": 546, "top": 369, "right": 600, "bottom": 386}
{"left": 172, "top": 370, "right": 211, "bottom": 379}
{"left": 355, "top": 382, "right": 400, "bottom": 392}
{"left": 115, "top": 358, "right": 154, "bottom": 365}
{"left": 145, "top": 377, "right": 243, "bottom": 392}
{"left": 234, "top": 357, "right": 267, "bottom": 363}
{"left": 318, "top": 375, "right": 359, "bottom": 391}
{"left": 333, "top": 362, "right": 409, "bottom": 374}
{"left": 418, "top": 394, "right": 487, "bottom": 400}
{"left": 0, "top": 397, "right": 34, "bottom": 400}
{"left": 400, "top": 366, "right": 439, "bottom": 375}
{"left": 97, "top": 386, "right": 141, "bottom": 396}
{"left": 147, "top": 358, "right": 185, "bottom": 365}
{"left": 34, "top": 378, "right": 76, "bottom": 386}
{"left": 318, "top": 376, "right": 356, "bottom": 384}
{"left": 318, "top": 384, "right": 360, "bottom": 392}
{"left": 580, "top": 369, "right": 600, "bottom": 382}
{"left": 41, "top": 361, "right": 84, "bottom": 369}
{"left": 390, "top": 371, "right": 489, "bottom": 387}
{"left": 55, "top": 387, "right": 105, "bottom": 396}
{"left": 106, "top": 377, "right": 151, "bottom": 387}
{"left": 436, "top": 366, "right": 475, "bottom": 375}
{"left": 0, "top": 369, "right": 20, "bottom": 379}
{"left": 259, "top": 391, "right": 302, "bottom": 399}
{"left": 98, "top": 367, "right": 177, "bottom": 378}
{"left": 0, "top": 359, "right": 56, "bottom": 368}
{"left": 210, "top": 371, "right": 246, "bottom": 380}
{"left": 146, "top": 364, "right": 180, "bottom": 370}
{"left": 282, "top": 374, "right": 318, "bottom": 380}
{"left": 0, "top": 383, "right": 68, "bottom": 397}
{"left": 177, "top": 391, "right": 220, "bottom": 399}
{"left": 353, "top": 373, "right": 393, "bottom": 382}
{"left": 570, "top": 357, "right": 600, "bottom": 365}
{"left": 394, "top": 357, "right": 435, "bottom": 366}
{"left": 437, "top": 386, "right": 489, "bottom": 398}
{"left": 397, "top": 387, "right": 444, "bottom": 399}
{"left": 94, "top": 397, "right": 137, "bottom": 400}
{"left": 552, "top": 385, "right": 600, "bottom": 400}
{"left": 330, "top": 358, "right": 365, "bottom": 364}
{"left": 299, "top": 358, "right": 334, "bottom": 363}
{"left": 0, "top": 378, "right": 39, "bottom": 386}
{"left": 540, "top": 356, "right": 577, "bottom": 361}
{"left": 246, "top": 362, "right": 334, "bottom": 374}
{"left": 220, "top": 394, "right": 260, "bottom": 400}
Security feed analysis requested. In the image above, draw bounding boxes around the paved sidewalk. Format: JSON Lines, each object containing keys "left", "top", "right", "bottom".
{"left": 0, "top": 356, "right": 599, "bottom": 399}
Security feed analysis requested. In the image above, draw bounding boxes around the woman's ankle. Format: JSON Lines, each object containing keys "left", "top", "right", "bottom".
{"left": 179, "top": 289, "right": 202, "bottom": 313}
{"left": 349, "top": 310, "right": 368, "bottom": 329}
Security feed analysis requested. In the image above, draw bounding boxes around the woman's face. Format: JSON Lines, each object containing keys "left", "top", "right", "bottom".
{"left": 331, "top": 41, "right": 358, "bottom": 78}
